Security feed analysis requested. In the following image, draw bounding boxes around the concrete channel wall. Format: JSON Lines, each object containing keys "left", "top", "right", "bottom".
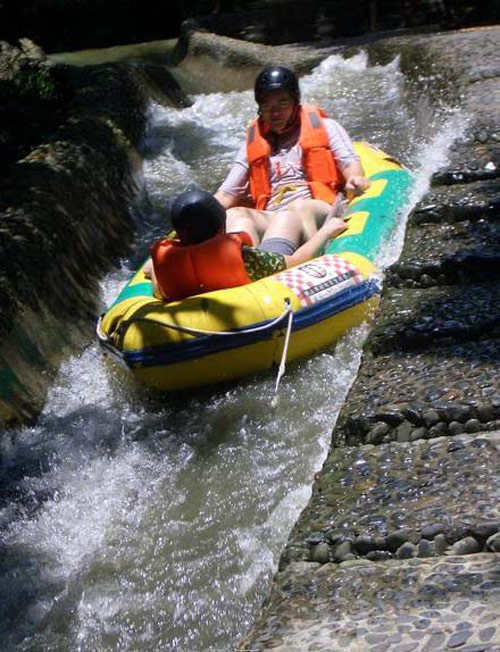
{"left": 237, "top": 26, "right": 500, "bottom": 652}
{"left": 0, "top": 42, "right": 189, "bottom": 428}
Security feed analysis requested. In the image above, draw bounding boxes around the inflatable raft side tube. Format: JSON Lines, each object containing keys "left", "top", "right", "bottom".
{"left": 327, "top": 170, "right": 413, "bottom": 261}
{"left": 121, "top": 278, "right": 379, "bottom": 369}
{"left": 131, "top": 295, "right": 379, "bottom": 391}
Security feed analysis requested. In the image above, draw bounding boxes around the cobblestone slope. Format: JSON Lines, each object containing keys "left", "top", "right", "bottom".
{"left": 239, "top": 25, "right": 500, "bottom": 652}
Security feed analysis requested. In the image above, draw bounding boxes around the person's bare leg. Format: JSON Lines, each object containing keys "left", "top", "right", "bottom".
{"left": 226, "top": 198, "right": 338, "bottom": 246}
{"left": 260, "top": 209, "right": 303, "bottom": 247}
{"left": 226, "top": 207, "right": 272, "bottom": 245}
{"left": 285, "top": 198, "right": 332, "bottom": 242}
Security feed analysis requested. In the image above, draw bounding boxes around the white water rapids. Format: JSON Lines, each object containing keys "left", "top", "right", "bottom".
{"left": 0, "top": 52, "right": 466, "bottom": 651}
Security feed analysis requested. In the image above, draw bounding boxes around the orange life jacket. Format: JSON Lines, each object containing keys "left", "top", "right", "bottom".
{"left": 151, "top": 231, "right": 253, "bottom": 302}
{"left": 246, "top": 104, "right": 345, "bottom": 210}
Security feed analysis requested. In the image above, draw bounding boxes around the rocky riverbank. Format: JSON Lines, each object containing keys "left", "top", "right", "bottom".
{"left": 0, "top": 40, "right": 189, "bottom": 427}
{"left": 238, "top": 25, "right": 500, "bottom": 652}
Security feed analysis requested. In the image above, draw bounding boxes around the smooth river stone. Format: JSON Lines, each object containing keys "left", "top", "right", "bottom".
{"left": 424, "top": 631, "right": 446, "bottom": 649}
{"left": 447, "top": 629, "right": 472, "bottom": 648}
{"left": 479, "top": 626, "right": 496, "bottom": 641}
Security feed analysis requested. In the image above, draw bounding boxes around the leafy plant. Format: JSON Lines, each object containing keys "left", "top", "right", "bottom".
{"left": 13, "top": 65, "right": 57, "bottom": 102}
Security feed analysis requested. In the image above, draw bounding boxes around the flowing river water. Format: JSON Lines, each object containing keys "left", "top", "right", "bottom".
{"left": 1, "top": 52, "right": 466, "bottom": 651}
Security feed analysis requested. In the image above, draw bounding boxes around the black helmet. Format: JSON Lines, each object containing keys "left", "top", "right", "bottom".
{"left": 171, "top": 189, "right": 225, "bottom": 244}
{"left": 254, "top": 66, "right": 300, "bottom": 104}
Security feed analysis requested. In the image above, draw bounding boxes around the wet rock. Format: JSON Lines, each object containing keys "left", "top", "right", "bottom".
{"left": 396, "top": 542, "right": 417, "bottom": 559}
{"left": 422, "top": 409, "right": 440, "bottom": 427}
{"left": 411, "top": 427, "right": 427, "bottom": 442}
{"left": 446, "top": 525, "right": 471, "bottom": 545}
{"left": 450, "top": 537, "right": 482, "bottom": 555}
{"left": 421, "top": 523, "right": 446, "bottom": 539}
{"left": 449, "top": 405, "right": 470, "bottom": 423}
{"left": 306, "top": 533, "right": 324, "bottom": 546}
{"left": 448, "top": 421, "right": 465, "bottom": 436}
{"left": 464, "top": 419, "right": 482, "bottom": 433}
{"left": 353, "top": 535, "right": 378, "bottom": 555}
{"left": 432, "top": 534, "right": 449, "bottom": 555}
{"left": 402, "top": 407, "right": 423, "bottom": 425}
{"left": 396, "top": 421, "right": 413, "bottom": 443}
{"left": 377, "top": 410, "right": 405, "bottom": 426}
{"left": 386, "top": 530, "right": 414, "bottom": 552}
{"left": 428, "top": 422, "right": 448, "bottom": 438}
{"left": 0, "top": 54, "right": 170, "bottom": 425}
{"left": 485, "top": 532, "right": 500, "bottom": 552}
{"left": 476, "top": 403, "right": 494, "bottom": 422}
{"left": 420, "top": 274, "right": 435, "bottom": 287}
{"left": 447, "top": 439, "right": 466, "bottom": 452}
{"left": 447, "top": 629, "right": 472, "bottom": 647}
{"left": 468, "top": 521, "right": 500, "bottom": 541}
{"left": 424, "top": 631, "right": 446, "bottom": 648}
{"left": 311, "top": 543, "right": 330, "bottom": 563}
{"left": 324, "top": 529, "right": 344, "bottom": 545}
{"left": 367, "top": 422, "right": 390, "bottom": 444}
{"left": 479, "top": 626, "right": 496, "bottom": 641}
{"left": 417, "top": 539, "right": 435, "bottom": 558}
{"left": 332, "top": 541, "right": 354, "bottom": 562}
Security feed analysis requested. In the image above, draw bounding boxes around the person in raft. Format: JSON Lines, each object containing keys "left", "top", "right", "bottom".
{"left": 213, "top": 65, "right": 370, "bottom": 253}
{"left": 149, "top": 189, "right": 347, "bottom": 302}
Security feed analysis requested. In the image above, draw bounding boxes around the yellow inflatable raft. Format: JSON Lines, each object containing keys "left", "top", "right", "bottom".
{"left": 97, "top": 143, "right": 412, "bottom": 390}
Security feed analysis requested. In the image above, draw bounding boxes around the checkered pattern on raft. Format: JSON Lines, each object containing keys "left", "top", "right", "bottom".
{"left": 274, "top": 254, "right": 362, "bottom": 307}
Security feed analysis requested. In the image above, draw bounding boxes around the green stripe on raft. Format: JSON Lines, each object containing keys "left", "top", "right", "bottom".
{"left": 110, "top": 281, "right": 154, "bottom": 307}
{"left": 326, "top": 169, "right": 413, "bottom": 262}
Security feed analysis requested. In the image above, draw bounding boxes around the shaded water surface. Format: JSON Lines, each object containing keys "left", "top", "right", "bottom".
{"left": 0, "top": 53, "right": 465, "bottom": 651}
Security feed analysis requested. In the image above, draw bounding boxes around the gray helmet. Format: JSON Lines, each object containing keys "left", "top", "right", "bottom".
{"left": 171, "top": 189, "right": 225, "bottom": 244}
{"left": 254, "top": 66, "right": 300, "bottom": 104}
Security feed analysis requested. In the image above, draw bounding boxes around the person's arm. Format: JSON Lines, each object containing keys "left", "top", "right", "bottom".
{"left": 284, "top": 217, "right": 347, "bottom": 268}
{"left": 149, "top": 260, "right": 167, "bottom": 300}
{"left": 214, "top": 142, "right": 249, "bottom": 208}
{"left": 342, "top": 159, "right": 370, "bottom": 194}
{"left": 143, "top": 259, "right": 152, "bottom": 279}
{"left": 214, "top": 189, "right": 240, "bottom": 209}
{"left": 324, "top": 118, "right": 370, "bottom": 195}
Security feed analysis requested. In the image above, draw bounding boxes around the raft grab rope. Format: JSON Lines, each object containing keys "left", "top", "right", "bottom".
{"left": 96, "top": 299, "right": 294, "bottom": 390}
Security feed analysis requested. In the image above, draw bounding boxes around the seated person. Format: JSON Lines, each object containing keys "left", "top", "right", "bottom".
{"left": 214, "top": 65, "right": 370, "bottom": 246}
{"left": 149, "top": 188, "right": 347, "bottom": 302}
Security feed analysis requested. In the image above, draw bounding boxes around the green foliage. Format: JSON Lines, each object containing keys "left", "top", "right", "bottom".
{"left": 13, "top": 65, "right": 58, "bottom": 102}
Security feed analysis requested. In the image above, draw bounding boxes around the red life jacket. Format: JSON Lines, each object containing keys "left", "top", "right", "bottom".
{"left": 246, "top": 104, "right": 345, "bottom": 210}
{"left": 151, "top": 231, "right": 253, "bottom": 302}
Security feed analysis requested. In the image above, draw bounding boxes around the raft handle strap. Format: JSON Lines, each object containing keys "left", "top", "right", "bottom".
{"left": 97, "top": 299, "right": 293, "bottom": 342}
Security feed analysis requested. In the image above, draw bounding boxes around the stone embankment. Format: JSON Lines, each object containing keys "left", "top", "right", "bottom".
{"left": 0, "top": 40, "right": 189, "bottom": 427}
{"left": 239, "top": 26, "right": 500, "bottom": 652}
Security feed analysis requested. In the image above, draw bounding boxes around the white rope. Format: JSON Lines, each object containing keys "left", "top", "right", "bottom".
{"left": 97, "top": 301, "right": 293, "bottom": 342}
{"left": 272, "top": 299, "right": 294, "bottom": 406}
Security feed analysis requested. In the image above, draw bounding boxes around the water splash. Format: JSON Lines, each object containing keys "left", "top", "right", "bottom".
{"left": 377, "top": 107, "right": 468, "bottom": 270}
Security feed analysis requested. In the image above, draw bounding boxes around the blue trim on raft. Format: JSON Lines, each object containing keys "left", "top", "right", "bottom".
{"left": 122, "top": 278, "right": 380, "bottom": 369}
